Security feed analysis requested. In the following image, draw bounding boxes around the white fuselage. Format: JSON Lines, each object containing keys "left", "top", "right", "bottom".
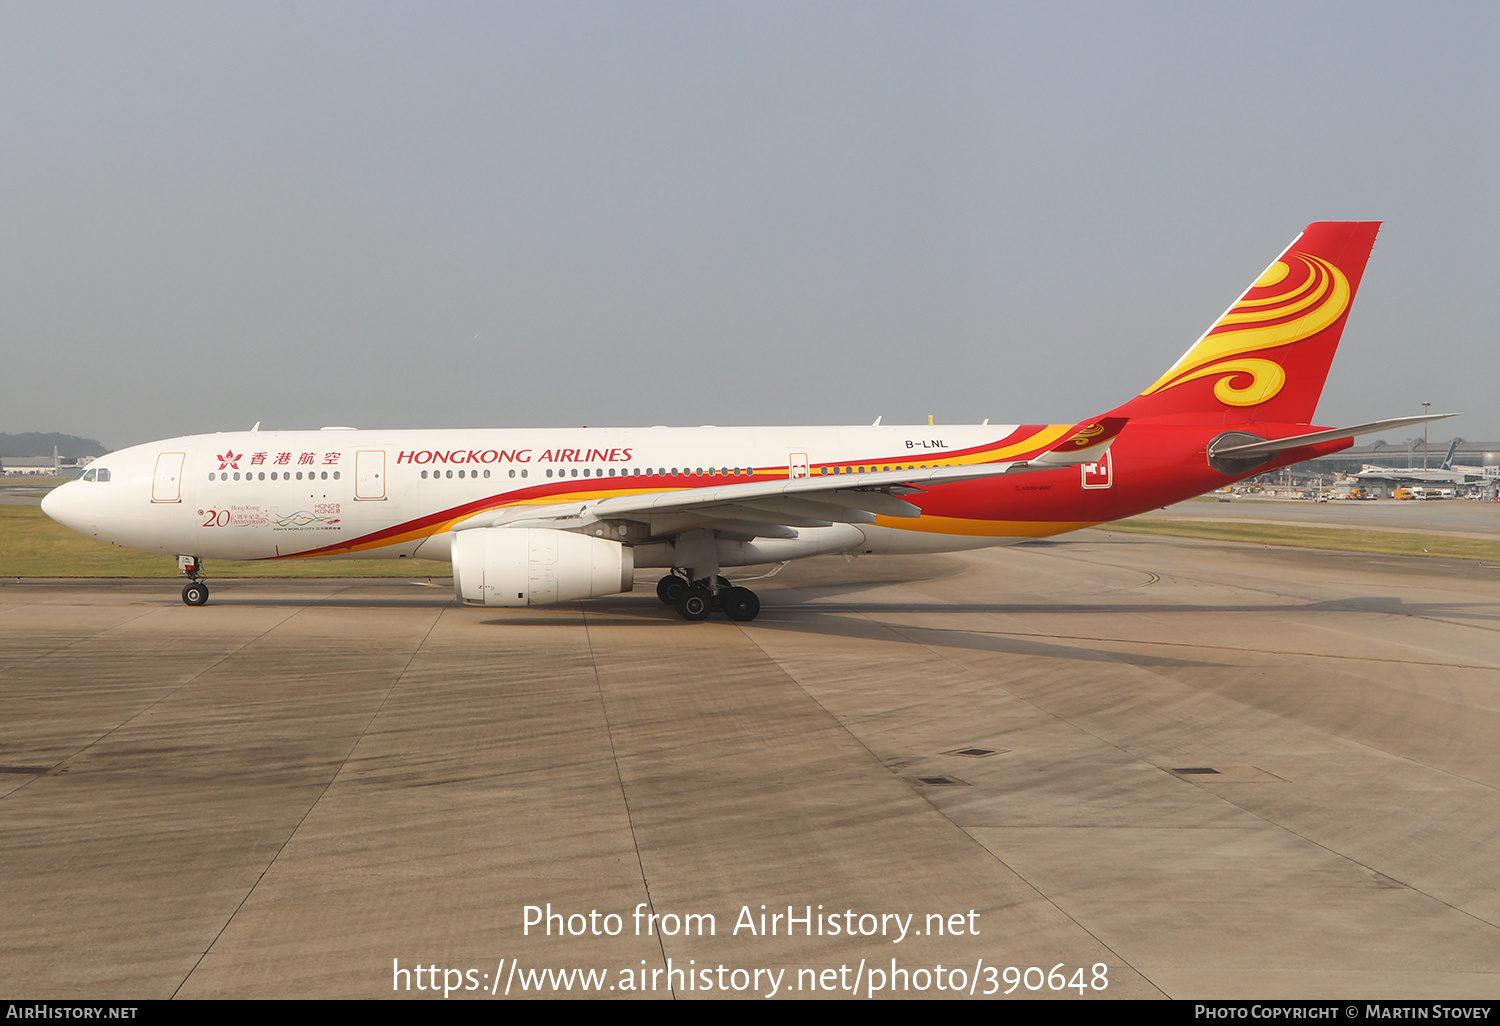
{"left": 42, "top": 424, "right": 1042, "bottom": 568}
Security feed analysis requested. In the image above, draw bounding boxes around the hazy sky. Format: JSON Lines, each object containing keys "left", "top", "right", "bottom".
{"left": 3, "top": 2, "right": 1495, "bottom": 448}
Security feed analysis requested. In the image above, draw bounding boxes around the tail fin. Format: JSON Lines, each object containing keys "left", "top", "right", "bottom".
{"left": 1442, "top": 438, "right": 1460, "bottom": 471}
{"left": 1111, "top": 222, "right": 1381, "bottom": 425}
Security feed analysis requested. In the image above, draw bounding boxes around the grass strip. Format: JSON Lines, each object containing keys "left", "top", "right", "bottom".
{"left": 9, "top": 497, "right": 1498, "bottom": 578}
{"left": 0, "top": 504, "right": 441, "bottom": 578}
{"left": 1108, "top": 517, "right": 1500, "bottom": 562}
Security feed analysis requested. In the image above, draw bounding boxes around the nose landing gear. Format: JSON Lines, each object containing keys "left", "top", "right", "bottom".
{"left": 177, "top": 555, "right": 209, "bottom": 606}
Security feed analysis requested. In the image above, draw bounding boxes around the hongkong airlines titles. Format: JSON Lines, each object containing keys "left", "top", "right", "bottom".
{"left": 395, "top": 447, "right": 635, "bottom": 466}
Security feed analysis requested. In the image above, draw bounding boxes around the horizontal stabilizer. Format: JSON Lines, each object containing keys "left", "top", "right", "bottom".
{"left": 1208, "top": 413, "right": 1458, "bottom": 460}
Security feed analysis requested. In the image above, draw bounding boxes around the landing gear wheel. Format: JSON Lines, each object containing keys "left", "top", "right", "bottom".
{"left": 656, "top": 574, "right": 689, "bottom": 606}
{"left": 674, "top": 588, "right": 712, "bottom": 621}
{"left": 182, "top": 582, "right": 209, "bottom": 606}
{"left": 720, "top": 587, "right": 760, "bottom": 622}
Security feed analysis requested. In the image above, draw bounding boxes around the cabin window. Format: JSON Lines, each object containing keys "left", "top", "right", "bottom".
{"left": 508, "top": 469, "right": 515, "bottom": 478}
{"left": 484, "top": 469, "right": 491, "bottom": 478}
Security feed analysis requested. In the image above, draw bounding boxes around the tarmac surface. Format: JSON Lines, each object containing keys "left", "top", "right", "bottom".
{"left": 4, "top": 529, "right": 1500, "bottom": 1000}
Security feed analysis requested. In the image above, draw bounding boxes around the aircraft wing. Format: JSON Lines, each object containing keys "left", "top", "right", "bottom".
{"left": 456, "top": 417, "right": 1126, "bottom": 539}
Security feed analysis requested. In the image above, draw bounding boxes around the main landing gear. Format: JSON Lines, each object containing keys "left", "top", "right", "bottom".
{"left": 655, "top": 573, "right": 761, "bottom": 622}
{"left": 178, "top": 555, "right": 209, "bottom": 606}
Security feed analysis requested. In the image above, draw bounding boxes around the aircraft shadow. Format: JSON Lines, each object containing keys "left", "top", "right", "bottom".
{"left": 480, "top": 591, "right": 1500, "bottom": 667}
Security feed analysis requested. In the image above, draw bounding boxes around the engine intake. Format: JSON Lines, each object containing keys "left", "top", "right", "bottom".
{"left": 452, "top": 528, "right": 634, "bottom": 607}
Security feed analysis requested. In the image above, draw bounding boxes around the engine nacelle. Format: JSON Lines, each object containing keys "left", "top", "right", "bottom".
{"left": 452, "top": 528, "right": 634, "bottom": 607}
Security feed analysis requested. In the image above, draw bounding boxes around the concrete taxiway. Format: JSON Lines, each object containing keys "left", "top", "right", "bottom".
{"left": 3, "top": 531, "right": 1500, "bottom": 999}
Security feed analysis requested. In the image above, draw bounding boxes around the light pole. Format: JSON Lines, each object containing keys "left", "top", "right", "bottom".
{"left": 1422, "top": 401, "right": 1431, "bottom": 469}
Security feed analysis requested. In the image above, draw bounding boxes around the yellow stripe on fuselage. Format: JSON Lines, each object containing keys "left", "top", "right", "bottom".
{"left": 873, "top": 514, "right": 1100, "bottom": 538}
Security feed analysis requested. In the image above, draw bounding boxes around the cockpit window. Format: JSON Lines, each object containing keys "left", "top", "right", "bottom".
{"left": 96, "top": 467, "right": 110, "bottom": 482}
{"left": 81, "top": 469, "right": 96, "bottom": 482}
{"left": 80, "top": 467, "right": 109, "bottom": 482}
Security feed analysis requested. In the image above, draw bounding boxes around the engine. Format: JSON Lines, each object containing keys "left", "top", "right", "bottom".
{"left": 451, "top": 528, "right": 634, "bottom": 607}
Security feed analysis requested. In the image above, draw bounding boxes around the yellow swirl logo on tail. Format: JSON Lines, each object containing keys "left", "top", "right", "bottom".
{"left": 1142, "top": 253, "right": 1350, "bottom": 406}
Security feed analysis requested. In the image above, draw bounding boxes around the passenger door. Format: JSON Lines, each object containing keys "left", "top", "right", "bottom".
{"left": 152, "top": 452, "right": 185, "bottom": 502}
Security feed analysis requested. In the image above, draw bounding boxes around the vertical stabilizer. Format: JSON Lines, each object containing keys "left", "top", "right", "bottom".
{"left": 1442, "top": 438, "right": 1460, "bottom": 471}
{"left": 1112, "top": 222, "right": 1381, "bottom": 425}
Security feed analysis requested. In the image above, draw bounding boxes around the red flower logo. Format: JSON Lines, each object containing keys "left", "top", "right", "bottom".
{"left": 217, "top": 451, "right": 242, "bottom": 470}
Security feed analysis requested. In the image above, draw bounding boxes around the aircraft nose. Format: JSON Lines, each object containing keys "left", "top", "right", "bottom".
{"left": 41, "top": 481, "right": 79, "bottom": 529}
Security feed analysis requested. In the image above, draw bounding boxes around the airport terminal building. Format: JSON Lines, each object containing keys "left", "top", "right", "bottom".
{"left": 0, "top": 456, "right": 59, "bottom": 476}
{"left": 1259, "top": 438, "right": 1500, "bottom": 498}
{"left": 1304, "top": 438, "right": 1500, "bottom": 476}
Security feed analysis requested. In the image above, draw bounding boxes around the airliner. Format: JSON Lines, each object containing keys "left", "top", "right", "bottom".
{"left": 42, "top": 222, "right": 1450, "bottom": 620}
{"left": 1355, "top": 439, "right": 1484, "bottom": 485}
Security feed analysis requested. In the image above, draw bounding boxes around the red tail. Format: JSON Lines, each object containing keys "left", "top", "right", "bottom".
{"left": 1110, "top": 222, "right": 1381, "bottom": 425}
